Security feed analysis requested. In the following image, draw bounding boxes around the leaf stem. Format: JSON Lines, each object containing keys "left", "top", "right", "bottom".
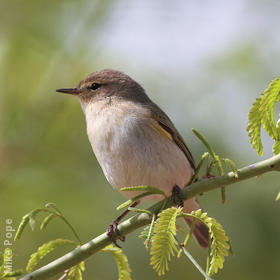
{"left": 192, "top": 129, "right": 226, "bottom": 203}
{"left": 189, "top": 152, "right": 209, "bottom": 185}
{"left": 174, "top": 234, "right": 213, "bottom": 280}
{"left": 177, "top": 219, "right": 196, "bottom": 258}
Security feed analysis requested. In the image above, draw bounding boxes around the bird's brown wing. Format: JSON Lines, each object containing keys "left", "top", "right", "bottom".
{"left": 150, "top": 105, "right": 196, "bottom": 170}
{"left": 150, "top": 106, "right": 208, "bottom": 247}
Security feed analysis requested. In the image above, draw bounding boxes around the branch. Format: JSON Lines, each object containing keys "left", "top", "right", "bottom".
{"left": 19, "top": 154, "right": 280, "bottom": 280}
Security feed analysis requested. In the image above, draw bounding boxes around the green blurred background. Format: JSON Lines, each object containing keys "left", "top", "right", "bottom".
{"left": 1, "top": 0, "right": 280, "bottom": 279}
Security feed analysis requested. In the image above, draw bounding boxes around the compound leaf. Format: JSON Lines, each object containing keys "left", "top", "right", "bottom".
{"left": 26, "top": 239, "right": 75, "bottom": 272}
{"left": 150, "top": 207, "right": 182, "bottom": 276}
{"left": 103, "top": 245, "right": 131, "bottom": 280}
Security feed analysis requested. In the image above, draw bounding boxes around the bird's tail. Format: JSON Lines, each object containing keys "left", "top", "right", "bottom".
{"left": 183, "top": 198, "right": 209, "bottom": 248}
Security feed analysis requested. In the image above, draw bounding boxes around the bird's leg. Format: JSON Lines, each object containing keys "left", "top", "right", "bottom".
{"left": 203, "top": 160, "right": 216, "bottom": 179}
{"left": 171, "top": 185, "right": 184, "bottom": 208}
{"left": 106, "top": 200, "right": 140, "bottom": 248}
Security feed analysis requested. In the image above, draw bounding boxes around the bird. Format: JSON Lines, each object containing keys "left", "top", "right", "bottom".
{"left": 56, "top": 69, "right": 209, "bottom": 248}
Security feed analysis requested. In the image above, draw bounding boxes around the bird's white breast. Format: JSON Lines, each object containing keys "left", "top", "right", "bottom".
{"left": 83, "top": 99, "right": 193, "bottom": 199}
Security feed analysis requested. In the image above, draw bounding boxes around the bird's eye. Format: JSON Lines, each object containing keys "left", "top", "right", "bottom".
{"left": 89, "top": 83, "right": 101, "bottom": 90}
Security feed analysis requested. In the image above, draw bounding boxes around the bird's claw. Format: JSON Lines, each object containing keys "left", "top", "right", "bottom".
{"left": 106, "top": 221, "right": 125, "bottom": 248}
{"left": 171, "top": 185, "right": 184, "bottom": 208}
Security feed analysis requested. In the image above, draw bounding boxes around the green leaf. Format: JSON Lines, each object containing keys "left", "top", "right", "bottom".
{"left": 29, "top": 214, "right": 36, "bottom": 231}
{"left": 103, "top": 245, "right": 131, "bottom": 280}
{"left": 139, "top": 226, "right": 152, "bottom": 240}
{"left": 138, "top": 215, "right": 156, "bottom": 249}
{"left": 261, "top": 80, "right": 280, "bottom": 140}
{"left": 15, "top": 203, "right": 82, "bottom": 244}
{"left": 117, "top": 192, "right": 155, "bottom": 211}
{"left": 247, "top": 76, "right": 280, "bottom": 155}
{"left": 26, "top": 239, "right": 75, "bottom": 272}
{"left": 45, "top": 203, "right": 63, "bottom": 215}
{"left": 78, "top": 261, "right": 85, "bottom": 272}
{"left": 3, "top": 270, "right": 24, "bottom": 277}
{"left": 192, "top": 129, "right": 216, "bottom": 158}
{"left": 40, "top": 214, "right": 57, "bottom": 230}
{"left": 28, "top": 209, "right": 43, "bottom": 231}
{"left": 120, "top": 186, "right": 166, "bottom": 196}
{"left": 150, "top": 207, "right": 182, "bottom": 276}
{"left": 276, "top": 192, "right": 280, "bottom": 201}
{"left": 208, "top": 222, "right": 229, "bottom": 276}
{"left": 192, "top": 129, "right": 224, "bottom": 175}
{"left": 145, "top": 215, "right": 156, "bottom": 249}
{"left": 0, "top": 276, "right": 16, "bottom": 280}
{"left": 192, "top": 129, "right": 227, "bottom": 203}
{"left": 127, "top": 207, "right": 152, "bottom": 215}
{"left": 190, "top": 152, "right": 209, "bottom": 184}
{"left": 67, "top": 266, "right": 82, "bottom": 280}
{"left": 247, "top": 97, "right": 263, "bottom": 155}
{"left": 273, "top": 141, "right": 280, "bottom": 155}
{"left": 0, "top": 253, "right": 4, "bottom": 276}
{"left": 14, "top": 208, "right": 43, "bottom": 236}
{"left": 0, "top": 252, "right": 3, "bottom": 268}
{"left": 185, "top": 210, "right": 230, "bottom": 276}
{"left": 221, "top": 158, "right": 239, "bottom": 178}
{"left": 14, "top": 208, "right": 51, "bottom": 240}
{"left": 67, "top": 262, "right": 85, "bottom": 280}
{"left": 14, "top": 214, "right": 30, "bottom": 241}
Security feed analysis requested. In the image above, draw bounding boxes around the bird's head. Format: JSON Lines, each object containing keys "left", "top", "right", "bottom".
{"left": 56, "top": 69, "right": 149, "bottom": 106}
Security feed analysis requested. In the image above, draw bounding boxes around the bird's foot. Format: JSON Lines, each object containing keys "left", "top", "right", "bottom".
{"left": 106, "top": 220, "right": 125, "bottom": 248}
{"left": 106, "top": 200, "right": 140, "bottom": 247}
{"left": 203, "top": 161, "right": 216, "bottom": 179}
{"left": 171, "top": 185, "right": 184, "bottom": 208}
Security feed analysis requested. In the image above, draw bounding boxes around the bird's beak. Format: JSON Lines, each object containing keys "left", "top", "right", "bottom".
{"left": 56, "top": 87, "right": 80, "bottom": 95}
